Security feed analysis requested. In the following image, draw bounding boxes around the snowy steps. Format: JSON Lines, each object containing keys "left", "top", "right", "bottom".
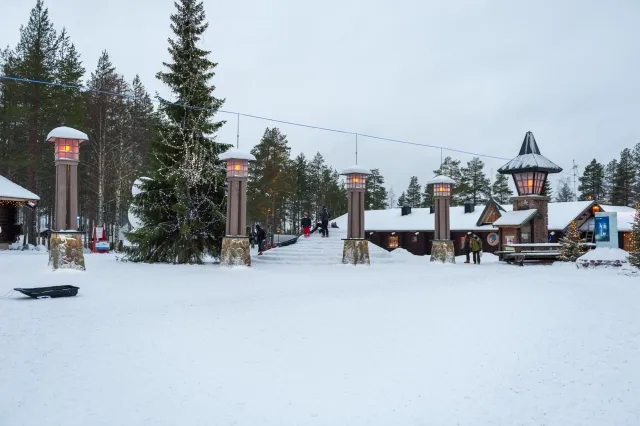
{"left": 253, "top": 231, "right": 394, "bottom": 265}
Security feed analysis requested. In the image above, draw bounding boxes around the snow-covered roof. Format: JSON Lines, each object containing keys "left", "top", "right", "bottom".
{"left": 334, "top": 205, "right": 511, "bottom": 232}
{"left": 340, "top": 165, "right": 371, "bottom": 175}
{"left": 426, "top": 175, "right": 456, "bottom": 185}
{"left": 492, "top": 209, "right": 539, "bottom": 226}
{"left": 547, "top": 201, "right": 594, "bottom": 230}
{"left": 219, "top": 148, "right": 256, "bottom": 161}
{"left": 498, "top": 131, "right": 563, "bottom": 173}
{"left": 600, "top": 205, "right": 635, "bottom": 213}
{"left": 46, "top": 126, "right": 88, "bottom": 142}
{"left": 0, "top": 175, "right": 40, "bottom": 201}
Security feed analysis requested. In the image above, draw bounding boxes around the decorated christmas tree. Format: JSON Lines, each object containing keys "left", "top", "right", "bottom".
{"left": 559, "top": 220, "right": 587, "bottom": 262}
{"left": 125, "top": 0, "right": 228, "bottom": 263}
{"left": 628, "top": 203, "right": 640, "bottom": 267}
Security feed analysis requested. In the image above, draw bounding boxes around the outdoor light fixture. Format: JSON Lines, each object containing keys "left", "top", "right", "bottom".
{"left": 498, "top": 131, "right": 562, "bottom": 196}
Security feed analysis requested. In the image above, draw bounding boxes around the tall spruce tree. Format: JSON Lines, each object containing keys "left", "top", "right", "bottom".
{"left": 604, "top": 159, "right": 617, "bottom": 203}
{"left": 491, "top": 173, "right": 513, "bottom": 204}
{"left": 578, "top": 159, "right": 605, "bottom": 201}
{"left": 542, "top": 179, "right": 553, "bottom": 199}
{"left": 365, "top": 169, "right": 388, "bottom": 210}
{"left": 126, "top": 0, "right": 228, "bottom": 263}
{"left": 612, "top": 148, "right": 635, "bottom": 206}
{"left": 555, "top": 177, "right": 575, "bottom": 202}
{"left": 247, "top": 127, "right": 291, "bottom": 233}
{"left": 397, "top": 191, "right": 407, "bottom": 207}
{"left": 460, "top": 157, "right": 491, "bottom": 205}
{"left": 403, "top": 176, "right": 422, "bottom": 208}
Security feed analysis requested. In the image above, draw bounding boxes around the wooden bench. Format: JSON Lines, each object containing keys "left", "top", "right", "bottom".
{"left": 500, "top": 250, "right": 561, "bottom": 266}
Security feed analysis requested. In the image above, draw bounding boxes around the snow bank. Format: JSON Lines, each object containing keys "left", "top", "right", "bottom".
{"left": 577, "top": 248, "right": 629, "bottom": 269}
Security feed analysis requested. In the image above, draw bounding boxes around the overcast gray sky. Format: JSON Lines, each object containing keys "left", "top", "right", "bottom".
{"left": 3, "top": 0, "right": 639, "bottom": 198}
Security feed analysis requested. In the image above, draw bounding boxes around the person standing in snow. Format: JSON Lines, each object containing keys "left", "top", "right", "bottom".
{"left": 464, "top": 232, "right": 472, "bottom": 263}
{"left": 256, "top": 224, "right": 266, "bottom": 255}
{"left": 470, "top": 233, "right": 482, "bottom": 264}
{"left": 301, "top": 213, "right": 312, "bottom": 237}
{"left": 320, "top": 206, "right": 330, "bottom": 237}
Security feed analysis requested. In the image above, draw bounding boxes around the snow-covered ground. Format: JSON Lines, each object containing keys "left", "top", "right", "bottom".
{"left": 1, "top": 252, "right": 639, "bottom": 426}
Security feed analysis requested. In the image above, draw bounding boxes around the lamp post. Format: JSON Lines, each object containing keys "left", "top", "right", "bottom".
{"left": 340, "top": 166, "right": 370, "bottom": 265}
{"left": 498, "top": 131, "right": 562, "bottom": 243}
{"left": 46, "top": 126, "right": 88, "bottom": 270}
{"left": 219, "top": 148, "right": 255, "bottom": 266}
{"left": 427, "top": 175, "right": 456, "bottom": 263}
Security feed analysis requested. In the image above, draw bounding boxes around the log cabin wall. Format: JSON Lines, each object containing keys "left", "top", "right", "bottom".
{"left": 0, "top": 204, "right": 18, "bottom": 244}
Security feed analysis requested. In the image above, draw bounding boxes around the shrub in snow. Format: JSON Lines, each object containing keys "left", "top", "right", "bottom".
{"left": 559, "top": 220, "right": 587, "bottom": 262}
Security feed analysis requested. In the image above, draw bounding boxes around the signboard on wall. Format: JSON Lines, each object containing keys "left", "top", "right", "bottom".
{"left": 595, "top": 212, "right": 618, "bottom": 249}
{"left": 487, "top": 233, "right": 499, "bottom": 246}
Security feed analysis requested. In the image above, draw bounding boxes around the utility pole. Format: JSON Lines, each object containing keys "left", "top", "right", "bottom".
{"left": 236, "top": 113, "right": 240, "bottom": 148}
{"left": 572, "top": 160, "right": 578, "bottom": 201}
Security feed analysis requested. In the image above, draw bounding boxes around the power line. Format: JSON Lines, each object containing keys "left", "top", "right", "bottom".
{"left": 0, "top": 74, "right": 574, "bottom": 175}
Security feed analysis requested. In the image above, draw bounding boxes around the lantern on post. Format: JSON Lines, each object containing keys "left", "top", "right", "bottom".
{"left": 498, "top": 131, "right": 562, "bottom": 243}
{"left": 46, "top": 126, "right": 88, "bottom": 271}
{"left": 427, "top": 175, "right": 456, "bottom": 263}
{"left": 340, "top": 165, "right": 371, "bottom": 265}
{"left": 219, "top": 148, "right": 256, "bottom": 267}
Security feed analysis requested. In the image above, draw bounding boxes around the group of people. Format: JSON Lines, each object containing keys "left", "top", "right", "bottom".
{"left": 301, "top": 206, "right": 331, "bottom": 238}
{"left": 463, "top": 232, "right": 483, "bottom": 264}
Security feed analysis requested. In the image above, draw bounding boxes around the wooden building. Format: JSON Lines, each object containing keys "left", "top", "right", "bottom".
{"left": 334, "top": 199, "right": 635, "bottom": 256}
{"left": 0, "top": 176, "right": 40, "bottom": 250}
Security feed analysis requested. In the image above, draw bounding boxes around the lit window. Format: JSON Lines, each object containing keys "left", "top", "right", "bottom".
{"left": 388, "top": 235, "right": 399, "bottom": 248}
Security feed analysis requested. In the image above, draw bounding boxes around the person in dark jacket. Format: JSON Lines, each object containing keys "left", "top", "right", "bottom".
{"left": 301, "top": 213, "right": 312, "bottom": 237}
{"left": 256, "top": 225, "right": 266, "bottom": 255}
{"left": 463, "top": 232, "right": 472, "bottom": 263}
{"left": 470, "top": 233, "right": 482, "bottom": 264}
{"left": 320, "top": 206, "right": 330, "bottom": 237}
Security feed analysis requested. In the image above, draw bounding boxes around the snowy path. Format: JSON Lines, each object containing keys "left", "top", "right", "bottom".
{"left": 1, "top": 253, "right": 639, "bottom": 425}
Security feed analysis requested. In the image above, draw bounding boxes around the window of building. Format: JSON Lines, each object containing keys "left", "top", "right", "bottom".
{"left": 388, "top": 235, "right": 399, "bottom": 248}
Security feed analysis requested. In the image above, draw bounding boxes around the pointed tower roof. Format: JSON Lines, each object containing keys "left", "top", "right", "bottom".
{"left": 498, "top": 131, "right": 563, "bottom": 174}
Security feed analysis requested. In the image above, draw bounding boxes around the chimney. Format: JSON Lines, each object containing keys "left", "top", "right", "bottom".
{"left": 429, "top": 205, "right": 435, "bottom": 214}
{"left": 464, "top": 201, "right": 474, "bottom": 214}
{"left": 401, "top": 205, "right": 412, "bottom": 216}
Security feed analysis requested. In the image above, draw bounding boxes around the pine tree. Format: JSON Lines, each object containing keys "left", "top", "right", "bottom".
{"left": 434, "top": 157, "right": 464, "bottom": 205}
{"left": 491, "top": 173, "right": 513, "bottom": 204}
{"left": 578, "top": 159, "right": 605, "bottom": 201}
{"left": 365, "top": 169, "right": 388, "bottom": 210}
{"left": 420, "top": 186, "right": 433, "bottom": 208}
{"left": 541, "top": 179, "right": 553, "bottom": 199}
{"left": 460, "top": 157, "right": 491, "bottom": 205}
{"left": 397, "top": 191, "right": 407, "bottom": 207}
{"left": 604, "top": 159, "right": 617, "bottom": 203}
{"left": 629, "top": 202, "right": 640, "bottom": 267}
{"left": 126, "top": 0, "right": 228, "bottom": 263}
{"left": 555, "top": 177, "right": 575, "bottom": 202}
{"left": 403, "top": 176, "right": 422, "bottom": 208}
{"left": 247, "top": 127, "right": 291, "bottom": 235}
{"left": 558, "top": 221, "right": 587, "bottom": 261}
{"left": 612, "top": 148, "right": 635, "bottom": 206}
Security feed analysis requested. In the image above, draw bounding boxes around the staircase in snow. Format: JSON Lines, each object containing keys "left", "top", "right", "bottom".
{"left": 253, "top": 228, "right": 393, "bottom": 265}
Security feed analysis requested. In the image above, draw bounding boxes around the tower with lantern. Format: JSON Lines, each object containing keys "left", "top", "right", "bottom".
{"left": 340, "top": 166, "right": 371, "bottom": 265}
{"left": 427, "top": 175, "right": 456, "bottom": 263}
{"left": 219, "top": 148, "right": 256, "bottom": 266}
{"left": 498, "top": 131, "right": 562, "bottom": 243}
{"left": 46, "top": 126, "right": 88, "bottom": 270}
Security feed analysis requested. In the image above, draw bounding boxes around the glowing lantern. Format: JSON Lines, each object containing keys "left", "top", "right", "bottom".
{"left": 46, "top": 126, "right": 88, "bottom": 162}
{"left": 219, "top": 149, "right": 256, "bottom": 179}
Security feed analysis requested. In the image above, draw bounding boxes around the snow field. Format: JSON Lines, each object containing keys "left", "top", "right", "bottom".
{"left": 1, "top": 252, "right": 639, "bottom": 426}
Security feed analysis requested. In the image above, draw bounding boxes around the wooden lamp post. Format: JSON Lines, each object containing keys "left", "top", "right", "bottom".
{"left": 498, "top": 131, "right": 562, "bottom": 243}
{"left": 427, "top": 175, "right": 456, "bottom": 263}
{"left": 219, "top": 148, "right": 255, "bottom": 266}
{"left": 340, "top": 165, "right": 370, "bottom": 265}
{"left": 46, "top": 126, "right": 88, "bottom": 270}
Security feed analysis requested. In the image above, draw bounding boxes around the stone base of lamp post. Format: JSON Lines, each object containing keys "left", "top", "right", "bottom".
{"left": 49, "top": 231, "right": 86, "bottom": 271}
{"left": 342, "top": 239, "right": 370, "bottom": 265}
{"left": 220, "top": 236, "right": 251, "bottom": 267}
{"left": 430, "top": 240, "right": 456, "bottom": 264}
